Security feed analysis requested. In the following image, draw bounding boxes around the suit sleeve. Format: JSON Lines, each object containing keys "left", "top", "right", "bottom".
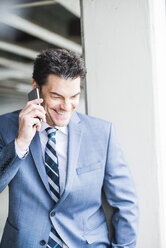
{"left": 103, "top": 123, "right": 139, "bottom": 248}
{"left": 0, "top": 133, "right": 22, "bottom": 193}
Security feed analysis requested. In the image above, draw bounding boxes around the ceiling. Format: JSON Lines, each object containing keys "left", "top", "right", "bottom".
{"left": 0, "top": 0, "right": 82, "bottom": 97}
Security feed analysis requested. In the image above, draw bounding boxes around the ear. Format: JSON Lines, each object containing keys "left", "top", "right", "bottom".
{"left": 32, "top": 80, "right": 39, "bottom": 89}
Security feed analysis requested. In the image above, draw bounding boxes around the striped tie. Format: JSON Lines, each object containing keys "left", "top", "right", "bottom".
{"left": 45, "top": 127, "right": 63, "bottom": 248}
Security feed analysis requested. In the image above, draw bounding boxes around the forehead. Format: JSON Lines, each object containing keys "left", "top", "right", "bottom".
{"left": 45, "top": 74, "right": 81, "bottom": 90}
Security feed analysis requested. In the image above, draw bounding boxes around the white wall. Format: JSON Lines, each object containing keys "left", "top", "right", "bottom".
{"left": 80, "top": 0, "right": 161, "bottom": 247}
{"left": 148, "top": 0, "right": 166, "bottom": 246}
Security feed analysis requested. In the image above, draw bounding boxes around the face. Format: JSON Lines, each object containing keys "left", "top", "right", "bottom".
{"left": 33, "top": 74, "right": 81, "bottom": 127}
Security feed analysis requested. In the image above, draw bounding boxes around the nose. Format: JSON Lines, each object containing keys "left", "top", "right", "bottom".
{"left": 60, "top": 99, "right": 72, "bottom": 111}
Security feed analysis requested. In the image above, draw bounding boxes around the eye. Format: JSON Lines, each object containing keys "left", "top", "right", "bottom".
{"left": 71, "top": 95, "right": 79, "bottom": 99}
{"left": 52, "top": 95, "right": 61, "bottom": 99}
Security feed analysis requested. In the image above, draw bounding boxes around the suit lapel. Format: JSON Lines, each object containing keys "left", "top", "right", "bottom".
{"left": 30, "top": 112, "right": 83, "bottom": 207}
{"left": 30, "top": 131, "right": 51, "bottom": 197}
{"left": 54, "top": 112, "right": 83, "bottom": 210}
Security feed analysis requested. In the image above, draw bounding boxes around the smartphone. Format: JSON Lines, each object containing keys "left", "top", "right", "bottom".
{"left": 28, "top": 88, "right": 42, "bottom": 122}
{"left": 28, "top": 88, "right": 40, "bottom": 103}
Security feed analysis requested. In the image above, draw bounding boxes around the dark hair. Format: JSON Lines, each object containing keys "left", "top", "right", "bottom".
{"left": 32, "top": 48, "right": 87, "bottom": 87}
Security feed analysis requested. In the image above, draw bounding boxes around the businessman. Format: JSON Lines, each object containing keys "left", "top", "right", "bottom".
{"left": 0, "top": 48, "right": 138, "bottom": 248}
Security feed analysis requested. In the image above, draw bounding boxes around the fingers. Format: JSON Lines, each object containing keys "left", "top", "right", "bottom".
{"left": 27, "top": 98, "right": 43, "bottom": 106}
{"left": 20, "top": 99, "right": 46, "bottom": 122}
{"left": 31, "top": 98, "right": 43, "bottom": 105}
{"left": 22, "top": 99, "right": 44, "bottom": 113}
{"left": 31, "top": 110, "right": 46, "bottom": 123}
{"left": 16, "top": 99, "right": 46, "bottom": 151}
{"left": 32, "top": 117, "right": 42, "bottom": 131}
{"left": 16, "top": 117, "right": 42, "bottom": 152}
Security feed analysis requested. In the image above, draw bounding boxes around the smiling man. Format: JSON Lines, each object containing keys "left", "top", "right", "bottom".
{"left": 38, "top": 74, "right": 81, "bottom": 127}
{"left": 0, "top": 49, "right": 138, "bottom": 248}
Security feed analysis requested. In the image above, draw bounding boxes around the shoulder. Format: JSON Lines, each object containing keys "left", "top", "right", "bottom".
{"left": 76, "top": 111, "right": 112, "bottom": 124}
{"left": 0, "top": 109, "right": 20, "bottom": 121}
{"left": 0, "top": 110, "right": 20, "bottom": 129}
{"left": 76, "top": 112, "right": 112, "bottom": 133}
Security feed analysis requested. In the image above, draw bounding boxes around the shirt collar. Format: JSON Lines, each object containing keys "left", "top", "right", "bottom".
{"left": 40, "top": 122, "right": 68, "bottom": 135}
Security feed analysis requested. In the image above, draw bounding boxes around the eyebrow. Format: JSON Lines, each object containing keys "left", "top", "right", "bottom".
{"left": 50, "top": 92, "right": 81, "bottom": 97}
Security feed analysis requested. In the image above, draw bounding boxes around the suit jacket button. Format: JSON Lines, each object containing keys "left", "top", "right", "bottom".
{"left": 40, "top": 240, "right": 46, "bottom": 246}
{"left": 51, "top": 211, "right": 55, "bottom": 217}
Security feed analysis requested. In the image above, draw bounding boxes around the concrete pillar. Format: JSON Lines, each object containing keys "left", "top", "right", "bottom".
{"left": 80, "top": 0, "right": 165, "bottom": 247}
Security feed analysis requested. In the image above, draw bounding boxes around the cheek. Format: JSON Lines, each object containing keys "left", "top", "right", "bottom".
{"left": 44, "top": 99, "right": 59, "bottom": 108}
{"left": 73, "top": 99, "right": 80, "bottom": 108}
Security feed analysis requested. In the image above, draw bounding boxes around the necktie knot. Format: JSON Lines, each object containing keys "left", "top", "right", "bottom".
{"left": 45, "top": 127, "right": 58, "bottom": 139}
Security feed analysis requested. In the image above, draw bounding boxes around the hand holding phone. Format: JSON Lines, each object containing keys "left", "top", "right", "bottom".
{"left": 28, "top": 88, "right": 42, "bottom": 122}
{"left": 16, "top": 88, "right": 46, "bottom": 152}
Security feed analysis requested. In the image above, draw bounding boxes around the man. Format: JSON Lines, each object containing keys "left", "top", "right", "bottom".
{"left": 0, "top": 49, "right": 138, "bottom": 248}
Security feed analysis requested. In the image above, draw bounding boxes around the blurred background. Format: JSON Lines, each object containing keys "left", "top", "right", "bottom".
{"left": 0, "top": 0, "right": 85, "bottom": 115}
{"left": 1, "top": 1, "right": 166, "bottom": 248}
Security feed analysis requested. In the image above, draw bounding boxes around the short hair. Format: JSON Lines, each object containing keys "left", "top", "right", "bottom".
{"left": 32, "top": 48, "right": 87, "bottom": 87}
